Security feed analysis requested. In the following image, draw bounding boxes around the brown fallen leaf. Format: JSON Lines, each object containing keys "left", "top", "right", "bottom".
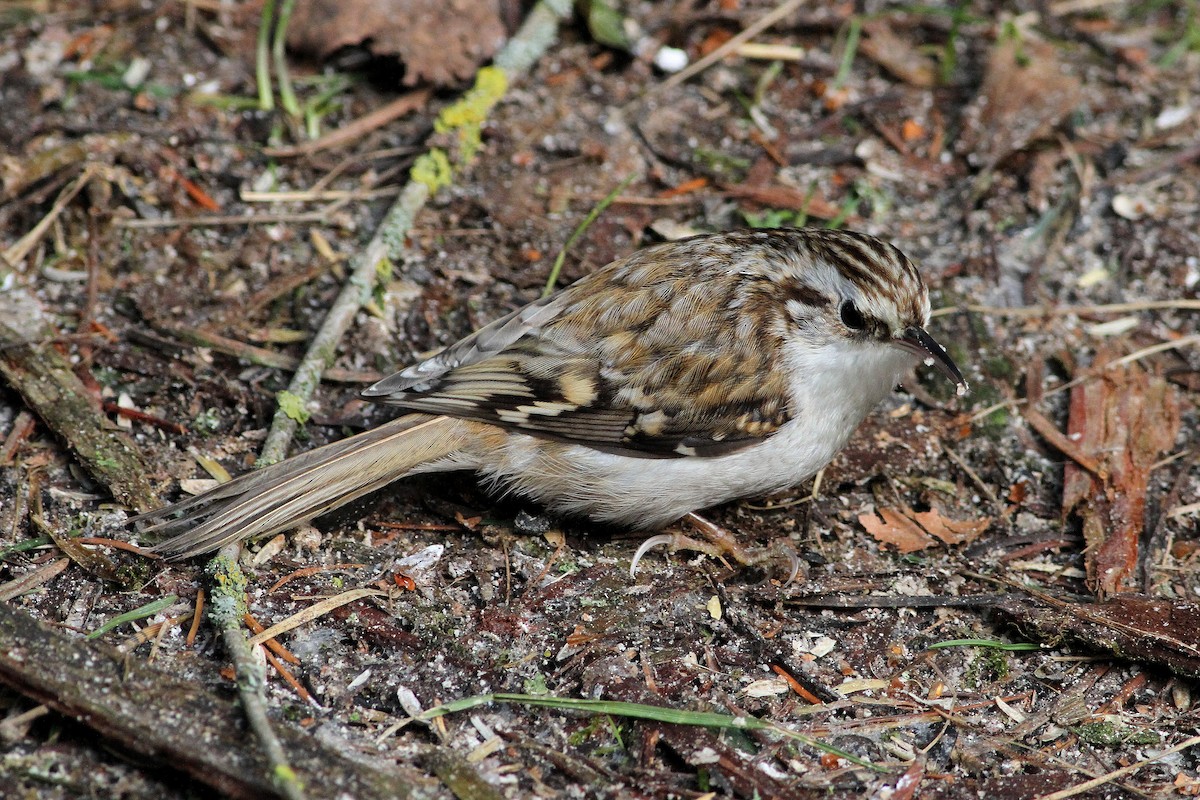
{"left": 910, "top": 509, "right": 990, "bottom": 546}
{"left": 287, "top": 0, "right": 507, "bottom": 87}
{"left": 957, "top": 34, "right": 1083, "bottom": 169}
{"left": 859, "top": 20, "right": 937, "bottom": 88}
{"left": 860, "top": 506, "right": 990, "bottom": 553}
{"left": 1061, "top": 353, "right": 1181, "bottom": 597}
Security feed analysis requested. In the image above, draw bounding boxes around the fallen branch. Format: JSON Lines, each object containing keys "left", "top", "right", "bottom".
{"left": 0, "top": 602, "right": 437, "bottom": 800}
{"left": 0, "top": 289, "right": 159, "bottom": 512}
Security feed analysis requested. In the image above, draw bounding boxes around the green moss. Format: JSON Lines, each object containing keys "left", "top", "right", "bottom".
{"left": 964, "top": 647, "right": 1009, "bottom": 687}
{"left": 693, "top": 147, "right": 750, "bottom": 176}
{"left": 1073, "top": 721, "right": 1161, "bottom": 747}
{"left": 194, "top": 407, "right": 222, "bottom": 434}
{"left": 114, "top": 559, "right": 155, "bottom": 591}
{"left": 983, "top": 354, "right": 1016, "bottom": 380}
{"left": 523, "top": 673, "right": 549, "bottom": 696}
{"left": 984, "top": 648, "right": 1009, "bottom": 681}
{"left": 743, "top": 208, "right": 806, "bottom": 229}
{"left": 977, "top": 406, "right": 1010, "bottom": 438}
{"left": 567, "top": 717, "right": 604, "bottom": 746}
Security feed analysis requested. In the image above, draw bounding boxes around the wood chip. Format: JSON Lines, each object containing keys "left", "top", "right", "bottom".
{"left": 1062, "top": 356, "right": 1180, "bottom": 596}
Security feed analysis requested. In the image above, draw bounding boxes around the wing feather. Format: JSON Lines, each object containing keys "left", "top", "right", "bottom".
{"left": 363, "top": 236, "right": 799, "bottom": 457}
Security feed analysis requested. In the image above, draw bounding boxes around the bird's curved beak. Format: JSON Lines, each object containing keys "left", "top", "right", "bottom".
{"left": 895, "top": 326, "right": 968, "bottom": 396}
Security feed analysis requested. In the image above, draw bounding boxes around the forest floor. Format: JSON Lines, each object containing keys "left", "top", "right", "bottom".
{"left": 1, "top": 1, "right": 1198, "bottom": 798}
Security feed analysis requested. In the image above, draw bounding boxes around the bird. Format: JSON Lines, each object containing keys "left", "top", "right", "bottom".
{"left": 134, "top": 227, "right": 966, "bottom": 561}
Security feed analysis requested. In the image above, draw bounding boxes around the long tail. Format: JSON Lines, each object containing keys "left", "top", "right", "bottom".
{"left": 133, "top": 414, "right": 478, "bottom": 560}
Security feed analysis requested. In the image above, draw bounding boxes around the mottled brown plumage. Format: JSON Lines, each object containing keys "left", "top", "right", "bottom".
{"left": 135, "top": 228, "right": 965, "bottom": 559}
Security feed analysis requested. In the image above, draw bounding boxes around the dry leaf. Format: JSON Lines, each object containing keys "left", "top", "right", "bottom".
{"left": 859, "top": 20, "right": 937, "bottom": 88}
{"left": 958, "top": 35, "right": 1082, "bottom": 169}
{"left": 860, "top": 506, "right": 990, "bottom": 553}
{"left": 287, "top": 0, "right": 506, "bottom": 87}
{"left": 860, "top": 507, "right": 933, "bottom": 553}
{"left": 911, "top": 509, "right": 990, "bottom": 546}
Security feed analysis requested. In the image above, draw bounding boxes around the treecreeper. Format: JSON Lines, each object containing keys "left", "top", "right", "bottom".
{"left": 134, "top": 228, "right": 967, "bottom": 562}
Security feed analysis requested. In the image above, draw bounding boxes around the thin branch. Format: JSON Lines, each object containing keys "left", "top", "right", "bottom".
{"left": 208, "top": 549, "right": 305, "bottom": 800}
{"left": 1032, "top": 733, "right": 1200, "bottom": 800}
{"left": 933, "top": 299, "right": 1200, "bottom": 318}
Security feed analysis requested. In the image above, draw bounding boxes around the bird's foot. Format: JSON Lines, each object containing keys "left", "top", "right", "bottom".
{"left": 629, "top": 512, "right": 802, "bottom": 583}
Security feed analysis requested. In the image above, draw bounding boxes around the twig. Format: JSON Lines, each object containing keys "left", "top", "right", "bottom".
{"left": 264, "top": 89, "right": 432, "bottom": 158}
{"left": 183, "top": 9, "right": 574, "bottom": 790}
{"left": 187, "top": 589, "right": 205, "bottom": 646}
{"left": 587, "top": 192, "right": 706, "bottom": 206}
{"left": 0, "top": 602, "right": 427, "bottom": 798}
{"left": 0, "top": 290, "right": 159, "bottom": 512}
{"left": 102, "top": 401, "right": 188, "bottom": 435}
{"left": 208, "top": 549, "right": 305, "bottom": 800}
{"left": 257, "top": 180, "right": 427, "bottom": 465}
{"left": 264, "top": 647, "right": 317, "bottom": 707}
{"left": 970, "top": 334, "right": 1200, "bottom": 424}
{"left": 1021, "top": 406, "right": 1105, "bottom": 478}
{"left": 0, "top": 410, "right": 37, "bottom": 466}
{"left": 247, "top": 588, "right": 386, "bottom": 647}
{"left": 154, "top": 321, "right": 381, "bottom": 384}
{"left": 0, "top": 558, "right": 69, "bottom": 602}
{"left": 940, "top": 443, "right": 1000, "bottom": 508}
{"left": 1169, "top": 500, "right": 1200, "bottom": 519}
{"left": 117, "top": 609, "right": 194, "bottom": 654}
{"left": 268, "top": 563, "right": 365, "bottom": 593}
{"left": 244, "top": 612, "right": 301, "bottom": 665}
{"left": 1107, "top": 333, "right": 1200, "bottom": 368}
{"left": 736, "top": 42, "right": 807, "bottom": 61}
{"left": 0, "top": 704, "right": 51, "bottom": 741}
{"left": 2, "top": 165, "right": 96, "bottom": 268}
{"left": 1103, "top": 141, "right": 1200, "bottom": 189}
{"left": 113, "top": 208, "right": 339, "bottom": 228}
{"left": 933, "top": 299, "right": 1200, "bottom": 318}
{"left": 241, "top": 187, "right": 401, "bottom": 203}
{"left": 74, "top": 536, "right": 160, "bottom": 557}
{"left": 1032, "top": 734, "right": 1200, "bottom": 800}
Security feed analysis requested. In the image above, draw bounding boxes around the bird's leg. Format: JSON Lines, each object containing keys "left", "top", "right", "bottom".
{"left": 629, "top": 511, "right": 802, "bottom": 583}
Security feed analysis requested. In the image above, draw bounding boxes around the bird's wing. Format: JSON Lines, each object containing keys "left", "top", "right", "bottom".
{"left": 363, "top": 256, "right": 795, "bottom": 458}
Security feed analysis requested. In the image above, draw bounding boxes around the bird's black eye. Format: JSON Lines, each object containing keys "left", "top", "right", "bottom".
{"left": 839, "top": 300, "right": 867, "bottom": 330}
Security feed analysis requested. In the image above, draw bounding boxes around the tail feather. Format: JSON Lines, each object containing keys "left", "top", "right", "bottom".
{"left": 135, "top": 414, "right": 475, "bottom": 559}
